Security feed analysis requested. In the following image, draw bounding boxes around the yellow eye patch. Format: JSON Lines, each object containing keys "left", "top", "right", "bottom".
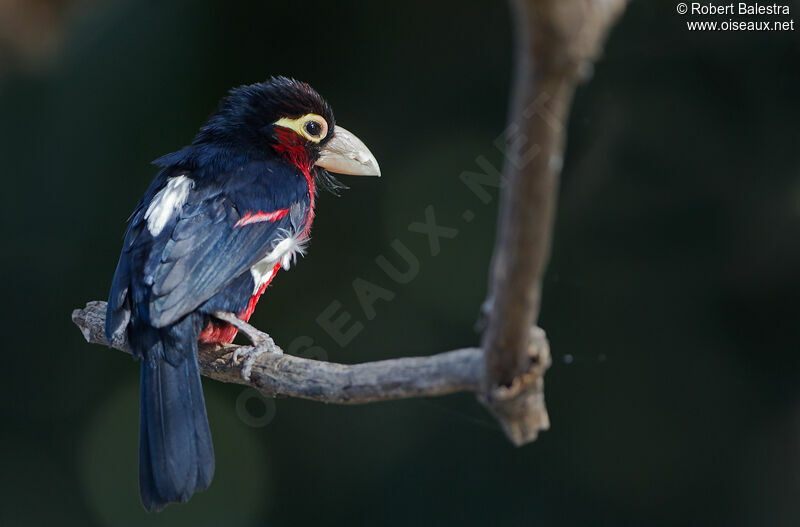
{"left": 273, "top": 113, "right": 329, "bottom": 143}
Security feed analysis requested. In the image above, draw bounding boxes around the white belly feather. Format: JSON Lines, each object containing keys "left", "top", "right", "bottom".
{"left": 249, "top": 232, "right": 305, "bottom": 294}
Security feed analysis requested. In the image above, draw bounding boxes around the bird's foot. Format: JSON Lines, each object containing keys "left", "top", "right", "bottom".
{"left": 232, "top": 346, "right": 267, "bottom": 381}
{"left": 212, "top": 311, "right": 283, "bottom": 381}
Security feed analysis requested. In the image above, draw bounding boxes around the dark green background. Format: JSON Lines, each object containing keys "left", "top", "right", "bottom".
{"left": 1, "top": 1, "right": 798, "bottom": 525}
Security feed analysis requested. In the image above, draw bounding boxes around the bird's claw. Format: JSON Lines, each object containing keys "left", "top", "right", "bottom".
{"left": 212, "top": 311, "right": 283, "bottom": 381}
{"left": 231, "top": 346, "right": 266, "bottom": 381}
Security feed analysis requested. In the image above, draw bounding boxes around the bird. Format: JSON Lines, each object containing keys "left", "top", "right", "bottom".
{"left": 105, "top": 77, "right": 380, "bottom": 511}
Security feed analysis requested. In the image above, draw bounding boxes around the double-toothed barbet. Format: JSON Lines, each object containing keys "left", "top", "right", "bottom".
{"left": 105, "top": 77, "right": 380, "bottom": 511}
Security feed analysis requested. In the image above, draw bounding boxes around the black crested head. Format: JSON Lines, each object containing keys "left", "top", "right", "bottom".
{"left": 153, "top": 76, "right": 378, "bottom": 191}
{"left": 192, "top": 76, "right": 336, "bottom": 152}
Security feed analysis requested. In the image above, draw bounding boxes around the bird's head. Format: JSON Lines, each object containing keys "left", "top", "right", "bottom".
{"left": 191, "top": 77, "right": 380, "bottom": 179}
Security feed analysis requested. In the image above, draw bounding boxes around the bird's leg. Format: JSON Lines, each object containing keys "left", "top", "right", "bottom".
{"left": 211, "top": 311, "right": 282, "bottom": 352}
{"left": 212, "top": 311, "right": 283, "bottom": 380}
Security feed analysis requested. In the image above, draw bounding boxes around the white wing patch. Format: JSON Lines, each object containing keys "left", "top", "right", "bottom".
{"left": 144, "top": 175, "right": 194, "bottom": 236}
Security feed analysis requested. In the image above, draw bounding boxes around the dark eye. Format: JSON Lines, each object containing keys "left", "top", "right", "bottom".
{"left": 304, "top": 120, "right": 322, "bottom": 138}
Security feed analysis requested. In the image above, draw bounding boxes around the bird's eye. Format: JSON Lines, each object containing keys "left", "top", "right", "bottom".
{"left": 273, "top": 113, "right": 328, "bottom": 143}
{"left": 296, "top": 115, "right": 328, "bottom": 142}
{"left": 305, "top": 120, "right": 322, "bottom": 138}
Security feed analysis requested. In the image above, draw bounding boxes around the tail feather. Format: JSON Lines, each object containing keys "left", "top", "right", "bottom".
{"left": 138, "top": 327, "right": 214, "bottom": 511}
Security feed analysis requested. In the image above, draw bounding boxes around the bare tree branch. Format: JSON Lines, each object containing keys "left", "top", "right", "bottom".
{"left": 71, "top": 0, "right": 627, "bottom": 443}
{"left": 479, "top": 0, "right": 628, "bottom": 445}
{"left": 73, "top": 301, "right": 484, "bottom": 404}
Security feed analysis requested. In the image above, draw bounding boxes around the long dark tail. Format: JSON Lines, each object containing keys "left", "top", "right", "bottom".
{"left": 137, "top": 320, "right": 214, "bottom": 511}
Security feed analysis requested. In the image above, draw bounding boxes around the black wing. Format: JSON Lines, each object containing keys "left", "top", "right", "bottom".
{"left": 107, "top": 160, "right": 310, "bottom": 338}
{"left": 146, "top": 195, "right": 303, "bottom": 328}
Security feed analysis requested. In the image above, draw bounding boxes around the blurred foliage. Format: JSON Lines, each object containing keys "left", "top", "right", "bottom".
{"left": 0, "top": 0, "right": 798, "bottom": 526}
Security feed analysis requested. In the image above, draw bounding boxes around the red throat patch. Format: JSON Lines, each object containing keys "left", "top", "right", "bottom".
{"left": 272, "top": 127, "right": 316, "bottom": 236}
